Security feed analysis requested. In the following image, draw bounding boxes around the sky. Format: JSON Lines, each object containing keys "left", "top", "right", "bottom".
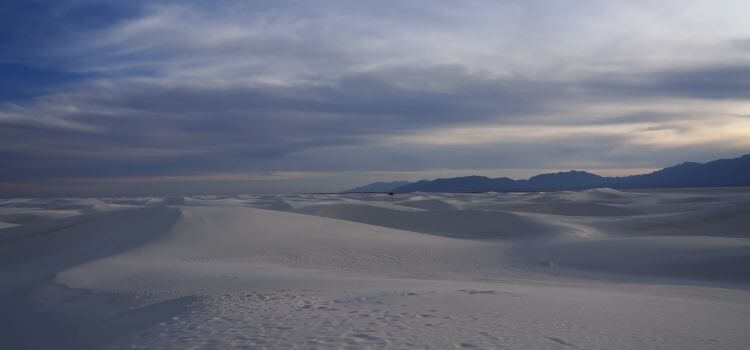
{"left": 1, "top": 0, "right": 750, "bottom": 196}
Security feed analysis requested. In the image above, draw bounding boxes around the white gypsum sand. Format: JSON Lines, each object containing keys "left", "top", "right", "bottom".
{"left": 1, "top": 188, "right": 749, "bottom": 349}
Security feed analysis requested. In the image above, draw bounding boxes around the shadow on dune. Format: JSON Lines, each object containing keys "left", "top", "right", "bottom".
{"left": 519, "top": 236, "right": 750, "bottom": 284}
{"left": 302, "top": 203, "right": 563, "bottom": 239}
{"left": 0, "top": 205, "right": 186, "bottom": 350}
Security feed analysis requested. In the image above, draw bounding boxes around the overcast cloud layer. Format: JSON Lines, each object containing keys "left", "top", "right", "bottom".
{"left": 2, "top": 0, "right": 750, "bottom": 196}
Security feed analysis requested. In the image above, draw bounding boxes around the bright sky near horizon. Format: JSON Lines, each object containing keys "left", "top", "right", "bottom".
{"left": 1, "top": 0, "right": 749, "bottom": 196}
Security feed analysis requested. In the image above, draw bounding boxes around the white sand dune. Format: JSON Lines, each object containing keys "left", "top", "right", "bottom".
{"left": 0, "top": 207, "right": 84, "bottom": 227}
{"left": 2, "top": 188, "right": 750, "bottom": 349}
{"left": 58, "top": 206, "right": 515, "bottom": 294}
{"left": 395, "top": 198, "right": 460, "bottom": 211}
{"left": 301, "top": 203, "right": 562, "bottom": 239}
{"left": 468, "top": 201, "right": 640, "bottom": 216}
{"left": 516, "top": 236, "right": 750, "bottom": 282}
{"left": 602, "top": 202, "right": 750, "bottom": 238}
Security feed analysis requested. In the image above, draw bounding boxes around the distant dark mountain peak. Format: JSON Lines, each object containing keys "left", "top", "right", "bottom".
{"left": 674, "top": 161, "right": 701, "bottom": 168}
{"left": 356, "top": 154, "right": 750, "bottom": 193}
{"left": 529, "top": 170, "right": 601, "bottom": 180}
{"left": 342, "top": 180, "right": 411, "bottom": 193}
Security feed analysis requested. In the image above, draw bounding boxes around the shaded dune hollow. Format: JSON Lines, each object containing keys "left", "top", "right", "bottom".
{"left": 310, "top": 203, "right": 562, "bottom": 239}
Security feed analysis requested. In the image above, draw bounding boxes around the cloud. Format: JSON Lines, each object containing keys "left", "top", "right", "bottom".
{"left": 0, "top": 65, "right": 567, "bottom": 180}
{"left": 584, "top": 65, "right": 750, "bottom": 99}
{"left": 1, "top": 0, "right": 749, "bottom": 195}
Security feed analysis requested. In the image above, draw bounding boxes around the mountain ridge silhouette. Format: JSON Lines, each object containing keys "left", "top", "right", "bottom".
{"left": 344, "top": 154, "right": 750, "bottom": 193}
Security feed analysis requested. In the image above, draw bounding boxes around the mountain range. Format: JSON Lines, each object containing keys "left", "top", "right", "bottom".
{"left": 343, "top": 181, "right": 412, "bottom": 193}
{"left": 343, "top": 154, "right": 750, "bottom": 193}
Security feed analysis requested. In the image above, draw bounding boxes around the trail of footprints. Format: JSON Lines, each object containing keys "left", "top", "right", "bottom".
{"left": 117, "top": 289, "right": 567, "bottom": 349}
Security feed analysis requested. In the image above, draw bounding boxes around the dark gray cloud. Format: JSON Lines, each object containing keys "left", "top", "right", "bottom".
{"left": 585, "top": 65, "right": 750, "bottom": 99}
{"left": 1, "top": 0, "right": 749, "bottom": 195}
{"left": 2, "top": 60, "right": 749, "bottom": 190}
{"left": 0, "top": 65, "right": 567, "bottom": 180}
